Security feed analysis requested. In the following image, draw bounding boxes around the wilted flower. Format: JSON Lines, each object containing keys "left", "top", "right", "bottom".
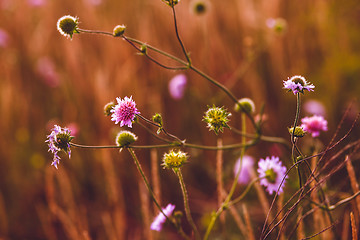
{"left": 168, "top": 74, "right": 187, "bottom": 100}
{"left": 150, "top": 203, "right": 176, "bottom": 231}
{"left": 111, "top": 96, "right": 140, "bottom": 128}
{"left": 57, "top": 15, "right": 79, "bottom": 39}
{"left": 301, "top": 115, "right": 328, "bottom": 137}
{"left": 162, "top": 150, "right": 188, "bottom": 169}
{"left": 46, "top": 125, "right": 74, "bottom": 169}
{"left": 258, "top": 156, "right": 287, "bottom": 195}
{"left": 203, "top": 106, "right": 231, "bottom": 134}
{"left": 283, "top": 75, "right": 314, "bottom": 95}
{"left": 234, "top": 155, "right": 254, "bottom": 184}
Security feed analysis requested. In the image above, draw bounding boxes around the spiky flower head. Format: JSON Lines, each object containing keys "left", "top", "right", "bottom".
{"left": 111, "top": 96, "right": 140, "bottom": 128}
{"left": 115, "top": 130, "right": 137, "bottom": 148}
{"left": 162, "top": 0, "right": 179, "bottom": 7}
{"left": 301, "top": 115, "right": 328, "bottom": 137}
{"left": 288, "top": 126, "right": 306, "bottom": 138}
{"left": 150, "top": 203, "right": 176, "bottom": 232}
{"left": 113, "top": 25, "right": 126, "bottom": 37}
{"left": 203, "top": 105, "right": 231, "bottom": 134}
{"left": 257, "top": 156, "right": 288, "bottom": 195}
{"left": 162, "top": 149, "right": 188, "bottom": 169}
{"left": 283, "top": 75, "right": 315, "bottom": 95}
{"left": 57, "top": 15, "right": 79, "bottom": 39}
{"left": 46, "top": 125, "right": 74, "bottom": 169}
{"left": 104, "top": 101, "right": 116, "bottom": 116}
{"left": 234, "top": 98, "right": 255, "bottom": 114}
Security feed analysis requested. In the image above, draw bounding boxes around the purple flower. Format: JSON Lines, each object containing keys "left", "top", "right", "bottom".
{"left": 301, "top": 115, "right": 328, "bottom": 137}
{"left": 111, "top": 96, "right": 140, "bottom": 128}
{"left": 234, "top": 155, "right": 254, "bottom": 184}
{"left": 258, "top": 156, "right": 287, "bottom": 195}
{"left": 168, "top": 74, "right": 187, "bottom": 100}
{"left": 150, "top": 203, "right": 175, "bottom": 232}
{"left": 46, "top": 125, "right": 73, "bottom": 169}
{"left": 283, "top": 75, "right": 314, "bottom": 94}
{"left": 303, "top": 100, "right": 326, "bottom": 116}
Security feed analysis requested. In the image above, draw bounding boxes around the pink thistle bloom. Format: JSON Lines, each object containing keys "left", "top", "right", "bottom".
{"left": 111, "top": 96, "right": 140, "bottom": 128}
{"left": 46, "top": 125, "right": 73, "bottom": 169}
{"left": 258, "top": 156, "right": 288, "bottom": 195}
{"left": 168, "top": 74, "right": 187, "bottom": 100}
{"left": 301, "top": 115, "right": 328, "bottom": 137}
{"left": 234, "top": 155, "right": 254, "bottom": 184}
{"left": 150, "top": 203, "right": 175, "bottom": 232}
{"left": 283, "top": 75, "right": 314, "bottom": 94}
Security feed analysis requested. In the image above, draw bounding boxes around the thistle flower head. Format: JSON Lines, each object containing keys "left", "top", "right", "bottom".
{"left": 57, "top": 15, "right": 79, "bottom": 39}
{"left": 115, "top": 130, "right": 137, "bottom": 148}
{"left": 203, "top": 105, "right": 231, "bottom": 134}
{"left": 234, "top": 98, "right": 255, "bottom": 114}
{"left": 288, "top": 126, "right": 306, "bottom": 138}
{"left": 234, "top": 155, "right": 255, "bottom": 184}
{"left": 162, "top": 150, "right": 188, "bottom": 169}
{"left": 150, "top": 203, "right": 175, "bottom": 231}
{"left": 113, "top": 25, "right": 126, "bottom": 37}
{"left": 301, "top": 115, "right": 328, "bottom": 137}
{"left": 283, "top": 75, "right": 314, "bottom": 95}
{"left": 110, "top": 96, "right": 140, "bottom": 128}
{"left": 46, "top": 125, "right": 74, "bottom": 169}
{"left": 257, "top": 156, "right": 288, "bottom": 195}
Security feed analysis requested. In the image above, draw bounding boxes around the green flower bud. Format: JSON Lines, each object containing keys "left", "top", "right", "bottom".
{"left": 152, "top": 113, "right": 163, "bottom": 127}
{"left": 203, "top": 105, "right": 231, "bottom": 134}
{"left": 162, "top": 149, "right": 188, "bottom": 169}
{"left": 234, "top": 98, "right": 255, "bottom": 114}
{"left": 288, "top": 126, "right": 306, "bottom": 138}
{"left": 57, "top": 15, "right": 79, "bottom": 39}
{"left": 116, "top": 131, "right": 138, "bottom": 148}
{"left": 104, "top": 101, "right": 116, "bottom": 116}
{"left": 162, "top": 0, "right": 180, "bottom": 7}
{"left": 113, "top": 25, "right": 126, "bottom": 37}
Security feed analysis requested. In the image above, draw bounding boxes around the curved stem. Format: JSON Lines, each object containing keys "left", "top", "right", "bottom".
{"left": 171, "top": 6, "right": 191, "bottom": 65}
{"left": 175, "top": 169, "right": 201, "bottom": 240}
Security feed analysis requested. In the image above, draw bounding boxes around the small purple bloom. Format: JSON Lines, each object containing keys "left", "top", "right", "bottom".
{"left": 301, "top": 115, "right": 328, "bottom": 137}
{"left": 46, "top": 125, "right": 73, "bottom": 169}
{"left": 258, "top": 156, "right": 287, "bottom": 195}
{"left": 303, "top": 100, "right": 326, "bottom": 116}
{"left": 150, "top": 203, "right": 175, "bottom": 232}
{"left": 283, "top": 75, "right": 314, "bottom": 95}
{"left": 234, "top": 155, "right": 254, "bottom": 184}
{"left": 111, "top": 96, "right": 140, "bottom": 128}
{"left": 168, "top": 74, "right": 187, "bottom": 100}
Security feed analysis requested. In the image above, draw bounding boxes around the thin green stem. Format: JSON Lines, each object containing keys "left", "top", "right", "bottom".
{"left": 175, "top": 169, "right": 201, "bottom": 240}
{"left": 171, "top": 6, "right": 191, "bottom": 65}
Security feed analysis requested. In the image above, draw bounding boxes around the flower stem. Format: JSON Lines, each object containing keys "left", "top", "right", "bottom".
{"left": 291, "top": 92, "right": 303, "bottom": 188}
{"left": 175, "top": 169, "right": 201, "bottom": 240}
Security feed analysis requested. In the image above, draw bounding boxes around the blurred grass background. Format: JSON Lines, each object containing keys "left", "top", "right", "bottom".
{"left": 0, "top": 0, "right": 360, "bottom": 239}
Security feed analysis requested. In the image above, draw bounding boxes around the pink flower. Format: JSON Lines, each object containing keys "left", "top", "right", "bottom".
{"left": 111, "top": 96, "right": 140, "bottom": 128}
{"left": 150, "top": 204, "right": 175, "bottom": 231}
{"left": 301, "top": 115, "right": 328, "bottom": 137}
{"left": 283, "top": 75, "right": 314, "bottom": 95}
{"left": 258, "top": 156, "right": 287, "bottom": 195}
{"left": 168, "top": 74, "right": 187, "bottom": 100}
{"left": 303, "top": 100, "right": 326, "bottom": 116}
{"left": 234, "top": 155, "right": 254, "bottom": 184}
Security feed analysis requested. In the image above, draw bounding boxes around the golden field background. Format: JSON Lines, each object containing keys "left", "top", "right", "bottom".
{"left": 0, "top": 0, "right": 360, "bottom": 239}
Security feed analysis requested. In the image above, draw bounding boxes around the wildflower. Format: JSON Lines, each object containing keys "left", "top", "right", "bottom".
{"left": 168, "top": 74, "right": 187, "bottom": 100}
{"left": 57, "top": 15, "right": 79, "bottom": 39}
{"left": 150, "top": 203, "right": 176, "bottom": 231}
{"left": 113, "top": 25, "right": 126, "bottom": 37}
{"left": 234, "top": 98, "right": 255, "bottom": 114}
{"left": 46, "top": 125, "right": 74, "bottom": 169}
{"left": 301, "top": 115, "right": 328, "bottom": 137}
{"left": 115, "top": 130, "right": 137, "bottom": 148}
{"left": 288, "top": 126, "right": 306, "bottom": 138}
{"left": 111, "top": 96, "right": 140, "bottom": 128}
{"left": 234, "top": 155, "right": 254, "bottom": 184}
{"left": 162, "top": 0, "right": 180, "bottom": 7}
{"left": 258, "top": 156, "right": 287, "bottom": 195}
{"left": 104, "top": 101, "right": 116, "bottom": 116}
{"left": 304, "top": 100, "right": 326, "bottom": 116}
{"left": 203, "top": 106, "right": 231, "bottom": 134}
{"left": 283, "top": 75, "right": 314, "bottom": 95}
{"left": 162, "top": 150, "right": 188, "bottom": 169}
{"left": 266, "top": 18, "right": 287, "bottom": 34}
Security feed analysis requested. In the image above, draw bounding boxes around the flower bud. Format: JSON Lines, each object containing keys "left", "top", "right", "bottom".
{"left": 234, "top": 98, "right": 255, "bottom": 114}
{"left": 162, "top": 149, "right": 188, "bottom": 169}
{"left": 288, "top": 126, "right": 306, "bottom": 138}
{"left": 113, "top": 25, "right": 126, "bottom": 37}
{"left": 203, "top": 105, "right": 231, "bottom": 134}
{"left": 57, "top": 15, "right": 79, "bottom": 39}
{"left": 152, "top": 113, "right": 163, "bottom": 127}
{"left": 116, "top": 130, "right": 137, "bottom": 147}
{"left": 104, "top": 101, "right": 116, "bottom": 116}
